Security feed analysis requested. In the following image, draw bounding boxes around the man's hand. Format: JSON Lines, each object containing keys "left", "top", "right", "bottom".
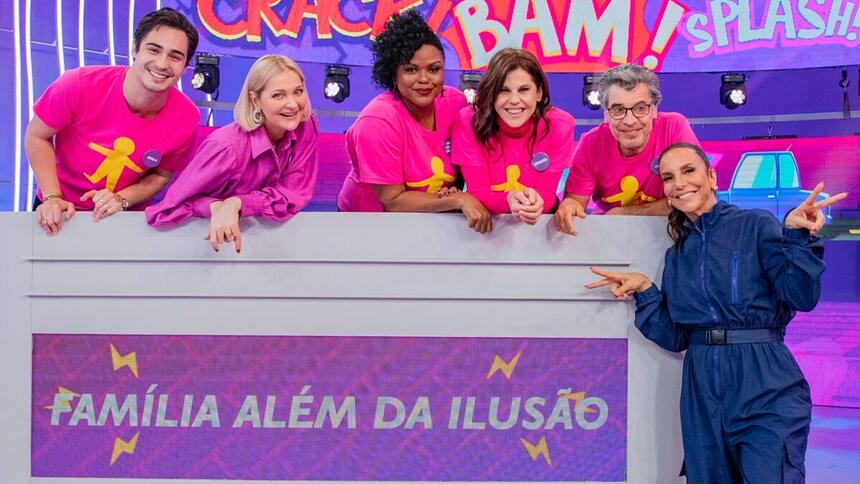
{"left": 553, "top": 197, "right": 587, "bottom": 235}
{"left": 35, "top": 197, "right": 75, "bottom": 236}
{"left": 81, "top": 189, "right": 123, "bottom": 222}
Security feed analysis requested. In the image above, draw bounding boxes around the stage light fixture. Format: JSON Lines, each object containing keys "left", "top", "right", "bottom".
{"left": 324, "top": 65, "right": 351, "bottom": 103}
{"left": 582, "top": 75, "right": 601, "bottom": 110}
{"left": 191, "top": 53, "right": 220, "bottom": 94}
{"left": 720, "top": 73, "right": 746, "bottom": 109}
{"left": 459, "top": 71, "right": 482, "bottom": 105}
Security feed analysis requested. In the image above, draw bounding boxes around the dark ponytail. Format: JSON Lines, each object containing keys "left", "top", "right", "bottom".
{"left": 667, "top": 207, "right": 690, "bottom": 247}
{"left": 660, "top": 142, "right": 711, "bottom": 247}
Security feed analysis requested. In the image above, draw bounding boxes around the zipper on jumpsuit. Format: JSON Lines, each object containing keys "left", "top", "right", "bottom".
{"left": 731, "top": 249, "right": 739, "bottom": 304}
{"left": 698, "top": 227, "right": 723, "bottom": 398}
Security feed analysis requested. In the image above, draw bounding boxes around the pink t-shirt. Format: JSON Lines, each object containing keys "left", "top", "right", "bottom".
{"left": 33, "top": 65, "right": 199, "bottom": 210}
{"left": 337, "top": 86, "right": 467, "bottom": 212}
{"left": 452, "top": 107, "right": 575, "bottom": 215}
{"left": 564, "top": 112, "right": 698, "bottom": 213}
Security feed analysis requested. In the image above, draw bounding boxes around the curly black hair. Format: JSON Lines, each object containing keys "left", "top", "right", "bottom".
{"left": 371, "top": 9, "right": 444, "bottom": 91}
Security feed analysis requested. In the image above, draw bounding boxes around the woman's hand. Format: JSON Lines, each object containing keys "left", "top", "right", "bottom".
{"left": 507, "top": 188, "right": 543, "bottom": 225}
{"left": 585, "top": 267, "right": 653, "bottom": 299}
{"left": 456, "top": 192, "right": 492, "bottom": 233}
{"left": 206, "top": 197, "right": 242, "bottom": 253}
{"left": 785, "top": 182, "right": 847, "bottom": 236}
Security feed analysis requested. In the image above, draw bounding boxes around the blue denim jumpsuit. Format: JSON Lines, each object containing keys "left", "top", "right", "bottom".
{"left": 633, "top": 201, "right": 823, "bottom": 483}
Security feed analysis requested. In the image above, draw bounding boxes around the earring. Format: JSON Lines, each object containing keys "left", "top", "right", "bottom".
{"left": 253, "top": 109, "right": 263, "bottom": 123}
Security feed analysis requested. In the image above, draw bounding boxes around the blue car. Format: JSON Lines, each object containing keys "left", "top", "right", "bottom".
{"left": 717, "top": 151, "right": 831, "bottom": 222}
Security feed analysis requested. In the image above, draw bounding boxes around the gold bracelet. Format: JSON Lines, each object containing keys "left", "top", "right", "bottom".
{"left": 42, "top": 194, "right": 63, "bottom": 203}
{"left": 114, "top": 193, "right": 130, "bottom": 211}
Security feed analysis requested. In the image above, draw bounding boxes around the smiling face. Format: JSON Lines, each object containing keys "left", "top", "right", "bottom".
{"left": 128, "top": 26, "right": 188, "bottom": 94}
{"left": 493, "top": 68, "right": 542, "bottom": 129}
{"left": 251, "top": 68, "right": 308, "bottom": 143}
{"left": 660, "top": 146, "right": 718, "bottom": 221}
{"left": 394, "top": 44, "right": 445, "bottom": 117}
{"left": 604, "top": 82, "right": 657, "bottom": 157}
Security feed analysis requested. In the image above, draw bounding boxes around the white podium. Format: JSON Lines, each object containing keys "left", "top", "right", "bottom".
{"left": 1, "top": 212, "right": 683, "bottom": 483}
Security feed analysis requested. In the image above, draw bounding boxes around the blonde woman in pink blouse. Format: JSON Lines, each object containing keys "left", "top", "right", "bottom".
{"left": 146, "top": 54, "right": 318, "bottom": 253}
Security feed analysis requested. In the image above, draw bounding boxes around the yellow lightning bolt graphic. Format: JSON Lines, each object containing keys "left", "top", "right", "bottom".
{"left": 490, "top": 165, "right": 527, "bottom": 192}
{"left": 486, "top": 350, "right": 523, "bottom": 380}
{"left": 562, "top": 390, "right": 598, "bottom": 414}
{"left": 520, "top": 435, "right": 552, "bottom": 467}
{"left": 110, "top": 344, "right": 139, "bottom": 378}
{"left": 44, "top": 386, "right": 79, "bottom": 411}
{"left": 110, "top": 432, "right": 140, "bottom": 465}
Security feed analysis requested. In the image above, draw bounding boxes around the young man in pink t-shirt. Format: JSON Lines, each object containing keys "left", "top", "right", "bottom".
{"left": 553, "top": 64, "right": 699, "bottom": 235}
{"left": 25, "top": 8, "right": 200, "bottom": 236}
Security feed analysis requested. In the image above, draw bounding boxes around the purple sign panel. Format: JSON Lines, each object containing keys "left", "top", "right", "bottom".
{"left": 32, "top": 334, "right": 627, "bottom": 481}
{"left": 173, "top": 0, "right": 860, "bottom": 73}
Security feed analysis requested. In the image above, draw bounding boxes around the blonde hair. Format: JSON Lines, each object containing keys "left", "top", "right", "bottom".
{"left": 234, "top": 54, "right": 310, "bottom": 131}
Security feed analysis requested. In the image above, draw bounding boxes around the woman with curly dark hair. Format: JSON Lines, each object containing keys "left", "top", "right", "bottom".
{"left": 451, "top": 48, "right": 575, "bottom": 224}
{"left": 337, "top": 9, "right": 492, "bottom": 233}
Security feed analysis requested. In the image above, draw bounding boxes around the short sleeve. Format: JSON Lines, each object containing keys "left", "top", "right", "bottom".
{"left": 350, "top": 116, "right": 405, "bottom": 185}
{"left": 547, "top": 110, "right": 575, "bottom": 171}
{"left": 564, "top": 130, "right": 596, "bottom": 197}
{"left": 159, "top": 128, "right": 197, "bottom": 173}
{"left": 33, "top": 69, "right": 81, "bottom": 131}
{"left": 662, "top": 113, "right": 699, "bottom": 145}
{"left": 450, "top": 108, "right": 486, "bottom": 168}
{"left": 157, "top": 93, "right": 201, "bottom": 173}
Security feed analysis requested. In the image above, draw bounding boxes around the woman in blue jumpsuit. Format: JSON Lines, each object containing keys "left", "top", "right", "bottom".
{"left": 586, "top": 142, "right": 846, "bottom": 483}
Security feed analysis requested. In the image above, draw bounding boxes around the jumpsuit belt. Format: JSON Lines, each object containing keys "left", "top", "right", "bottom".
{"left": 689, "top": 327, "right": 784, "bottom": 345}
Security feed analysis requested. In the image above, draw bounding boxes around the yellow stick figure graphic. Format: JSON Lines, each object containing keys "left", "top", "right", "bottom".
{"left": 491, "top": 165, "right": 527, "bottom": 192}
{"left": 603, "top": 175, "right": 656, "bottom": 206}
{"left": 84, "top": 137, "right": 144, "bottom": 192}
{"left": 406, "top": 156, "right": 456, "bottom": 194}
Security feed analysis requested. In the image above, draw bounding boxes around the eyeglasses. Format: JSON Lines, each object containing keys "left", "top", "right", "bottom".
{"left": 607, "top": 102, "right": 652, "bottom": 120}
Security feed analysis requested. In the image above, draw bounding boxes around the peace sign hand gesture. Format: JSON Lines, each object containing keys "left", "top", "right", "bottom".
{"left": 785, "top": 182, "right": 848, "bottom": 236}
{"left": 584, "top": 267, "right": 653, "bottom": 299}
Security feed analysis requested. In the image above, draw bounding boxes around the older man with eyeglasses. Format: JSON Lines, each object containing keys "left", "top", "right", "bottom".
{"left": 554, "top": 63, "right": 699, "bottom": 235}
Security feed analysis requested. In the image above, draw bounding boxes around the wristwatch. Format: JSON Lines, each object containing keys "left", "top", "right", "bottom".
{"left": 115, "top": 194, "right": 130, "bottom": 211}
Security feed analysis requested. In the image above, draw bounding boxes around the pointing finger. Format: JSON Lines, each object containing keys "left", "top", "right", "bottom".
{"left": 812, "top": 192, "right": 848, "bottom": 209}
{"left": 585, "top": 278, "right": 615, "bottom": 289}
